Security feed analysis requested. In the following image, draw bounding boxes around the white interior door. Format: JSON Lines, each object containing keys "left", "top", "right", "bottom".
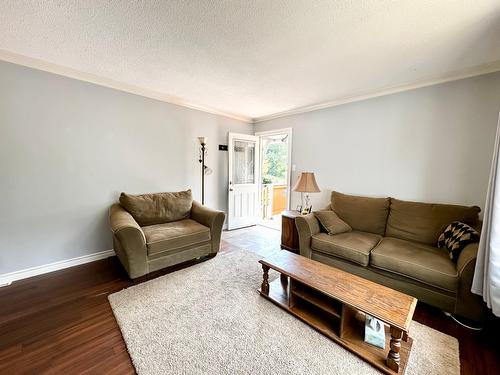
{"left": 227, "top": 133, "right": 260, "bottom": 230}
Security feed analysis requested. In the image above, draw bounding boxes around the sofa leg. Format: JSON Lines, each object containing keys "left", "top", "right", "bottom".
{"left": 196, "top": 253, "right": 217, "bottom": 261}
{"left": 443, "top": 311, "right": 483, "bottom": 331}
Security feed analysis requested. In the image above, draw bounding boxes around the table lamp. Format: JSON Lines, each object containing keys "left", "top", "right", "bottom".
{"left": 292, "top": 172, "right": 320, "bottom": 214}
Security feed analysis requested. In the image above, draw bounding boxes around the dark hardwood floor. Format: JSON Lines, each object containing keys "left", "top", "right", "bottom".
{"left": 0, "top": 226, "right": 498, "bottom": 374}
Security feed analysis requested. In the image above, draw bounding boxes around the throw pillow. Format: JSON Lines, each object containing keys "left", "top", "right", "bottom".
{"left": 437, "top": 221, "right": 479, "bottom": 262}
{"left": 314, "top": 210, "right": 352, "bottom": 235}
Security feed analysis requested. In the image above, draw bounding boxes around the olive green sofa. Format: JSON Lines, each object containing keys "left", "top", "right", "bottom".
{"left": 109, "top": 190, "right": 225, "bottom": 279}
{"left": 296, "top": 191, "right": 485, "bottom": 321}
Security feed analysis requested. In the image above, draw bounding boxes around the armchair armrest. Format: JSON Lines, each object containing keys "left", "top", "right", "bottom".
{"left": 295, "top": 213, "right": 321, "bottom": 258}
{"left": 191, "top": 201, "right": 226, "bottom": 254}
{"left": 109, "top": 204, "right": 147, "bottom": 278}
{"left": 110, "top": 204, "right": 145, "bottom": 238}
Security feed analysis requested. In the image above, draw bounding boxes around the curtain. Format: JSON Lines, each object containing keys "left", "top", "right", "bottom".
{"left": 472, "top": 113, "right": 500, "bottom": 317}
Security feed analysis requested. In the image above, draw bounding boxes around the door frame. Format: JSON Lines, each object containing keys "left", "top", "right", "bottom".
{"left": 255, "top": 128, "right": 293, "bottom": 214}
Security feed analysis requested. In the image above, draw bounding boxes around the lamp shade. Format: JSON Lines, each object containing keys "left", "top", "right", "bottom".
{"left": 292, "top": 172, "right": 320, "bottom": 193}
{"left": 197, "top": 136, "right": 207, "bottom": 145}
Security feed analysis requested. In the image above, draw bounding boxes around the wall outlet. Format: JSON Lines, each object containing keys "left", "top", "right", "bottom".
{"left": 219, "top": 145, "right": 228, "bottom": 151}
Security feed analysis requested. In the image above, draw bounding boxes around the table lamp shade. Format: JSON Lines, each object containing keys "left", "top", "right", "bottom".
{"left": 292, "top": 172, "right": 320, "bottom": 193}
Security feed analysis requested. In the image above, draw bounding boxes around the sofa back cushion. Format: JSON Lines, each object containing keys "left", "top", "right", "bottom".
{"left": 119, "top": 190, "right": 193, "bottom": 226}
{"left": 385, "top": 198, "right": 480, "bottom": 245}
{"left": 330, "top": 191, "right": 390, "bottom": 236}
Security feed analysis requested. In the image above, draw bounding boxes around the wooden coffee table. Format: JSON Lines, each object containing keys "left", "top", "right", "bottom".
{"left": 259, "top": 251, "right": 417, "bottom": 375}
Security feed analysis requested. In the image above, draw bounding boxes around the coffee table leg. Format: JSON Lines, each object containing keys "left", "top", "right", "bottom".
{"left": 261, "top": 265, "right": 270, "bottom": 294}
{"left": 387, "top": 326, "right": 403, "bottom": 372}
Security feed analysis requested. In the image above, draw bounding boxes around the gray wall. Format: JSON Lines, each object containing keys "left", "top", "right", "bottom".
{"left": 2, "top": 60, "right": 499, "bottom": 275}
{"left": 255, "top": 72, "right": 500, "bottom": 212}
{"left": 0, "top": 61, "right": 252, "bottom": 274}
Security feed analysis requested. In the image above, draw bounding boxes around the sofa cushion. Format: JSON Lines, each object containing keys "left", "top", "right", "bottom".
{"left": 385, "top": 198, "right": 480, "bottom": 245}
{"left": 120, "top": 190, "right": 193, "bottom": 226}
{"left": 331, "top": 191, "right": 390, "bottom": 236}
{"left": 311, "top": 231, "right": 382, "bottom": 266}
{"left": 314, "top": 210, "right": 352, "bottom": 235}
{"left": 143, "top": 219, "right": 210, "bottom": 256}
{"left": 370, "top": 237, "right": 458, "bottom": 291}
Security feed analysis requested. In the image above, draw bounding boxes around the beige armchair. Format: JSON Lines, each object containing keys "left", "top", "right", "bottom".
{"left": 109, "top": 190, "right": 225, "bottom": 278}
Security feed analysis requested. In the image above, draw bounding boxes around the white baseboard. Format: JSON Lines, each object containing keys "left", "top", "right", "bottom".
{"left": 0, "top": 249, "right": 115, "bottom": 287}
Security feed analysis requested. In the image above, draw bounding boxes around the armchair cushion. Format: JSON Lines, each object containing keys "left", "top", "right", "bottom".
{"left": 371, "top": 237, "right": 458, "bottom": 291}
{"left": 143, "top": 219, "right": 210, "bottom": 256}
{"left": 311, "top": 231, "right": 381, "bottom": 266}
{"left": 120, "top": 190, "right": 193, "bottom": 226}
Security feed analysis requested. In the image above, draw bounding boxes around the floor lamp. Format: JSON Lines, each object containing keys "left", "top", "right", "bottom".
{"left": 198, "top": 137, "right": 207, "bottom": 205}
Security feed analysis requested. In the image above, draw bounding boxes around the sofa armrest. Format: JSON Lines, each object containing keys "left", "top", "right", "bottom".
{"left": 457, "top": 242, "right": 479, "bottom": 277}
{"left": 191, "top": 201, "right": 226, "bottom": 254}
{"left": 455, "top": 242, "right": 486, "bottom": 321}
{"left": 295, "top": 213, "right": 321, "bottom": 258}
{"left": 109, "top": 204, "right": 148, "bottom": 278}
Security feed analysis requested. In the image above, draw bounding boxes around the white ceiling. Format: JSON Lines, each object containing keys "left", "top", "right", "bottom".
{"left": 1, "top": 1, "right": 500, "bottom": 122}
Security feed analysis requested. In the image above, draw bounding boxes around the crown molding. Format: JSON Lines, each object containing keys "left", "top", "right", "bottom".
{"left": 0, "top": 50, "right": 253, "bottom": 124}
{"left": 2, "top": 50, "right": 499, "bottom": 125}
{"left": 252, "top": 60, "right": 500, "bottom": 123}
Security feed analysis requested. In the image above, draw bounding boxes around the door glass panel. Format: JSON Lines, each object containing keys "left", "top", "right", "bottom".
{"left": 233, "top": 140, "right": 255, "bottom": 184}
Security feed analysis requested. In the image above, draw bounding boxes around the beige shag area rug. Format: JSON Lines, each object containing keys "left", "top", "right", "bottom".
{"left": 109, "top": 250, "right": 460, "bottom": 375}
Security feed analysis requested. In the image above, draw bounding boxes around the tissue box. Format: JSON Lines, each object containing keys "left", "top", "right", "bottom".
{"left": 364, "top": 314, "right": 386, "bottom": 349}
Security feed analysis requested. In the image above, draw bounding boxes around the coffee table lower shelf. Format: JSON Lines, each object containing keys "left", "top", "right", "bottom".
{"left": 260, "top": 277, "right": 413, "bottom": 375}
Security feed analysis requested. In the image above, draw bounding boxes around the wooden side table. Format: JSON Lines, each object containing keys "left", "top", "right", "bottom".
{"left": 281, "top": 210, "right": 301, "bottom": 253}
